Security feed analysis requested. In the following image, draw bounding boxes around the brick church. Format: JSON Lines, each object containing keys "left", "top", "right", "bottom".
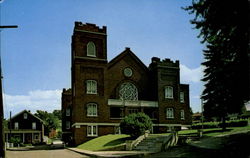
{"left": 62, "top": 22, "right": 192, "bottom": 145}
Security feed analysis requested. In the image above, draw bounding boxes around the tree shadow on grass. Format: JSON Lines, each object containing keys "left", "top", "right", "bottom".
{"left": 104, "top": 137, "right": 133, "bottom": 147}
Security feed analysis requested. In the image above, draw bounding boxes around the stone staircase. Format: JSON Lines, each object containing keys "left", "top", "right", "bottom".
{"left": 133, "top": 135, "right": 169, "bottom": 152}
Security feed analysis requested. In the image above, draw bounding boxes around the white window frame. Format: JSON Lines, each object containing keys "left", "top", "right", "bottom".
{"left": 166, "top": 108, "right": 174, "bottom": 119}
{"left": 66, "top": 121, "right": 71, "bottom": 129}
{"left": 86, "top": 80, "right": 97, "bottom": 94}
{"left": 181, "top": 110, "right": 185, "bottom": 120}
{"left": 23, "top": 113, "right": 28, "bottom": 119}
{"left": 14, "top": 122, "right": 19, "bottom": 130}
{"left": 87, "top": 41, "right": 96, "bottom": 57}
{"left": 87, "top": 103, "right": 97, "bottom": 117}
{"left": 32, "top": 122, "right": 36, "bottom": 130}
{"left": 87, "top": 125, "right": 98, "bottom": 137}
{"left": 165, "top": 86, "right": 173, "bottom": 99}
{"left": 180, "top": 92, "right": 185, "bottom": 103}
{"left": 66, "top": 108, "right": 71, "bottom": 116}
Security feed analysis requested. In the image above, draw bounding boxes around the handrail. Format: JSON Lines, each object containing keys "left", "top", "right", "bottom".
{"left": 161, "top": 131, "right": 178, "bottom": 151}
{"left": 131, "top": 130, "right": 150, "bottom": 149}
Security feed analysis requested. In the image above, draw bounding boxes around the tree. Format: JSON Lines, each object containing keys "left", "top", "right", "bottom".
{"left": 120, "top": 112, "right": 152, "bottom": 138}
{"left": 35, "top": 110, "right": 60, "bottom": 136}
{"left": 184, "top": 0, "right": 249, "bottom": 130}
{"left": 52, "top": 110, "right": 62, "bottom": 120}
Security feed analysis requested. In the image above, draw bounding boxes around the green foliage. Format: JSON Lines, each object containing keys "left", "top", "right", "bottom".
{"left": 184, "top": 0, "right": 249, "bottom": 126}
{"left": 57, "top": 130, "right": 62, "bottom": 138}
{"left": 192, "top": 122, "right": 219, "bottom": 129}
{"left": 3, "top": 119, "right": 8, "bottom": 130}
{"left": 10, "top": 137, "right": 21, "bottom": 147}
{"left": 192, "top": 120, "right": 248, "bottom": 129}
{"left": 34, "top": 110, "right": 60, "bottom": 136}
{"left": 120, "top": 112, "right": 152, "bottom": 138}
{"left": 218, "top": 120, "right": 248, "bottom": 128}
{"left": 52, "top": 110, "right": 62, "bottom": 120}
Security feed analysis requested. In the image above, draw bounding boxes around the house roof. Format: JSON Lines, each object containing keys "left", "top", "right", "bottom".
{"left": 8, "top": 109, "right": 44, "bottom": 123}
{"left": 192, "top": 112, "right": 202, "bottom": 117}
{"left": 107, "top": 47, "right": 148, "bottom": 71}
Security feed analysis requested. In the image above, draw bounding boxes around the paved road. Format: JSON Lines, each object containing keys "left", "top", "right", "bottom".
{"left": 6, "top": 149, "right": 89, "bottom": 158}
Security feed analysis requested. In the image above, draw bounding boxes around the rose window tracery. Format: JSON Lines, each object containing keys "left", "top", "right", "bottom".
{"left": 119, "top": 82, "right": 138, "bottom": 101}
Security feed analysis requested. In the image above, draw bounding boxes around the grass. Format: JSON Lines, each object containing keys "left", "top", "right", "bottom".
{"left": 77, "top": 134, "right": 130, "bottom": 151}
{"left": 76, "top": 123, "right": 250, "bottom": 151}
{"left": 178, "top": 125, "right": 250, "bottom": 137}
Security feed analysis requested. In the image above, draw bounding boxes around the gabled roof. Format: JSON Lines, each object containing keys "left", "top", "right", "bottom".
{"left": 8, "top": 109, "right": 44, "bottom": 123}
{"left": 108, "top": 47, "right": 148, "bottom": 71}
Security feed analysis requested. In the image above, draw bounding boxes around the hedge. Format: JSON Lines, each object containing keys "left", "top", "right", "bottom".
{"left": 192, "top": 119, "right": 248, "bottom": 129}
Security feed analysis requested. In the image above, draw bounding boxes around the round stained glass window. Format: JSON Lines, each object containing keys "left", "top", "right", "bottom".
{"left": 124, "top": 68, "right": 133, "bottom": 77}
{"left": 119, "top": 82, "right": 138, "bottom": 100}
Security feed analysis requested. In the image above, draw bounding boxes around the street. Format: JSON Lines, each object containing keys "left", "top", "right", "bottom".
{"left": 6, "top": 149, "right": 89, "bottom": 158}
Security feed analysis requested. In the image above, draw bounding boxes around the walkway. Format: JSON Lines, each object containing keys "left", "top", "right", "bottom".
{"left": 7, "top": 149, "right": 89, "bottom": 158}
{"left": 68, "top": 148, "right": 153, "bottom": 158}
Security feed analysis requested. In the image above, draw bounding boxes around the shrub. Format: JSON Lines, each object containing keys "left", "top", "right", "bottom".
{"left": 218, "top": 120, "right": 248, "bottom": 128}
{"left": 191, "top": 122, "right": 219, "bottom": 129}
{"left": 192, "top": 119, "right": 248, "bottom": 129}
{"left": 9, "top": 137, "right": 21, "bottom": 147}
{"left": 120, "top": 112, "right": 152, "bottom": 138}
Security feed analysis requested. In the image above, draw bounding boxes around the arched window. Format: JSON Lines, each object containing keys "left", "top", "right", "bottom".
{"left": 180, "top": 92, "right": 185, "bottom": 103}
{"left": 180, "top": 110, "right": 185, "bottom": 120}
{"left": 119, "top": 82, "right": 138, "bottom": 101}
{"left": 87, "top": 41, "right": 96, "bottom": 57}
{"left": 87, "top": 103, "right": 97, "bottom": 116}
{"left": 66, "top": 108, "right": 71, "bottom": 116}
{"left": 165, "top": 86, "right": 173, "bottom": 99}
{"left": 86, "top": 80, "right": 97, "bottom": 94}
{"left": 166, "top": 108, "right": 174, "bottom": 119}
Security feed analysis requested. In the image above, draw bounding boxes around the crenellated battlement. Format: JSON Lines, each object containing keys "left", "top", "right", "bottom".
{"left": 151, "top": 57, "right": 179, "bottom": 68}
{"left": 74, "top": 21, "right": 107, "bottom": 34}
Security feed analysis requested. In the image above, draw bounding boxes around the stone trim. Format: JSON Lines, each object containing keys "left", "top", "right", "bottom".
{"left": 74, "top": 29, "right": 107, "bottom": 35}
{"left": 4, "top": 130, "right": 41, "bottom": 133}
{"left": 72, "top": 122, "right": 119, "bottom": 127}
{"left": 108, "top": 99, "right": 158, "bottom": 107}
{"left": 72, "top": 122, "right": 191, "bottom": 128}
{"left": 74, "top": 56, "right": 107, "bottom": 62}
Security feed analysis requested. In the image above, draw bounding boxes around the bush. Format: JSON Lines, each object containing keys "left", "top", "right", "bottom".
{"left": 192, "top": 119, "right": 248, "bottom": 129}
{"left": 218, "top": 120, "right": 248, "bottom": 128}
{"left": 192, "top": 122, "right": 219, "bottom": 129}
{"left": 9, "top": 137, "right": 21, "bottom": 147}
{"left": 120, "top": 112, "right": 152, "bottom": 138}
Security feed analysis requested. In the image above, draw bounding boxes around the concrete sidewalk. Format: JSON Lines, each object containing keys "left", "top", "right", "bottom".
{"left": 67, "top": 148, "right": 154, "bottom": 158}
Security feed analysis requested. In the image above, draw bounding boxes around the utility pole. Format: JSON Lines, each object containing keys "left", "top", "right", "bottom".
{"left": 0, "top": 24, "right": 18, "bottom": 158}
{"left": 0, "top": 1, "right": 18, "bottom": 157}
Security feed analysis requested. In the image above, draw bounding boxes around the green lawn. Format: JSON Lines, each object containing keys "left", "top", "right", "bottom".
{"left": 77, "top": 134, "right": 130, "bottom": 151}
{"left": 178, "top": 125, "right": 250, "bottom": 137}
{"left": 76, "top": 124, "right": 250, "bottom": 151}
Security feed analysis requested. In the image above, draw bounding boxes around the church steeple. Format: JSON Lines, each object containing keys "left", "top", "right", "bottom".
{"left": 72, "top": 22, "right": 107, "bottom": 60}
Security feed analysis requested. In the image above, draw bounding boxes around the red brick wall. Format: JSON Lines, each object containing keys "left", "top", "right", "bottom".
{"left": 62, "top": 22, "right": 192, "bottom": 145}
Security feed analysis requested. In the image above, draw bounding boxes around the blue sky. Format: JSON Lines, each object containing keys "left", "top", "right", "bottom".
{"left": 1, "top": 0, "right": 204, "bottom": 117}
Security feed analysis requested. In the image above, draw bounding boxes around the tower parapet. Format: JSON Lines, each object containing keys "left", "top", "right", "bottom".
{"left": 74, "top": 21, "right": 107, "bottom": 34}
{"left": 151, "top": 57, "right": 179, "bottom": 68}
{"left": 150, "top": 57, "right": 180, "bottom": 68}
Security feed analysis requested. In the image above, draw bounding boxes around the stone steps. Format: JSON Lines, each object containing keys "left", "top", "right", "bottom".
{"left": 133, "top": 135, "right": 168, "bottom": 152}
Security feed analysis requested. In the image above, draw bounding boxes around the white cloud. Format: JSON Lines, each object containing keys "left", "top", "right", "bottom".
{"left": 3, "top": 89, "right": 61, "bottom": 118}
{"left": 180, "top": 64, "right": 204, "bottom": 83}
